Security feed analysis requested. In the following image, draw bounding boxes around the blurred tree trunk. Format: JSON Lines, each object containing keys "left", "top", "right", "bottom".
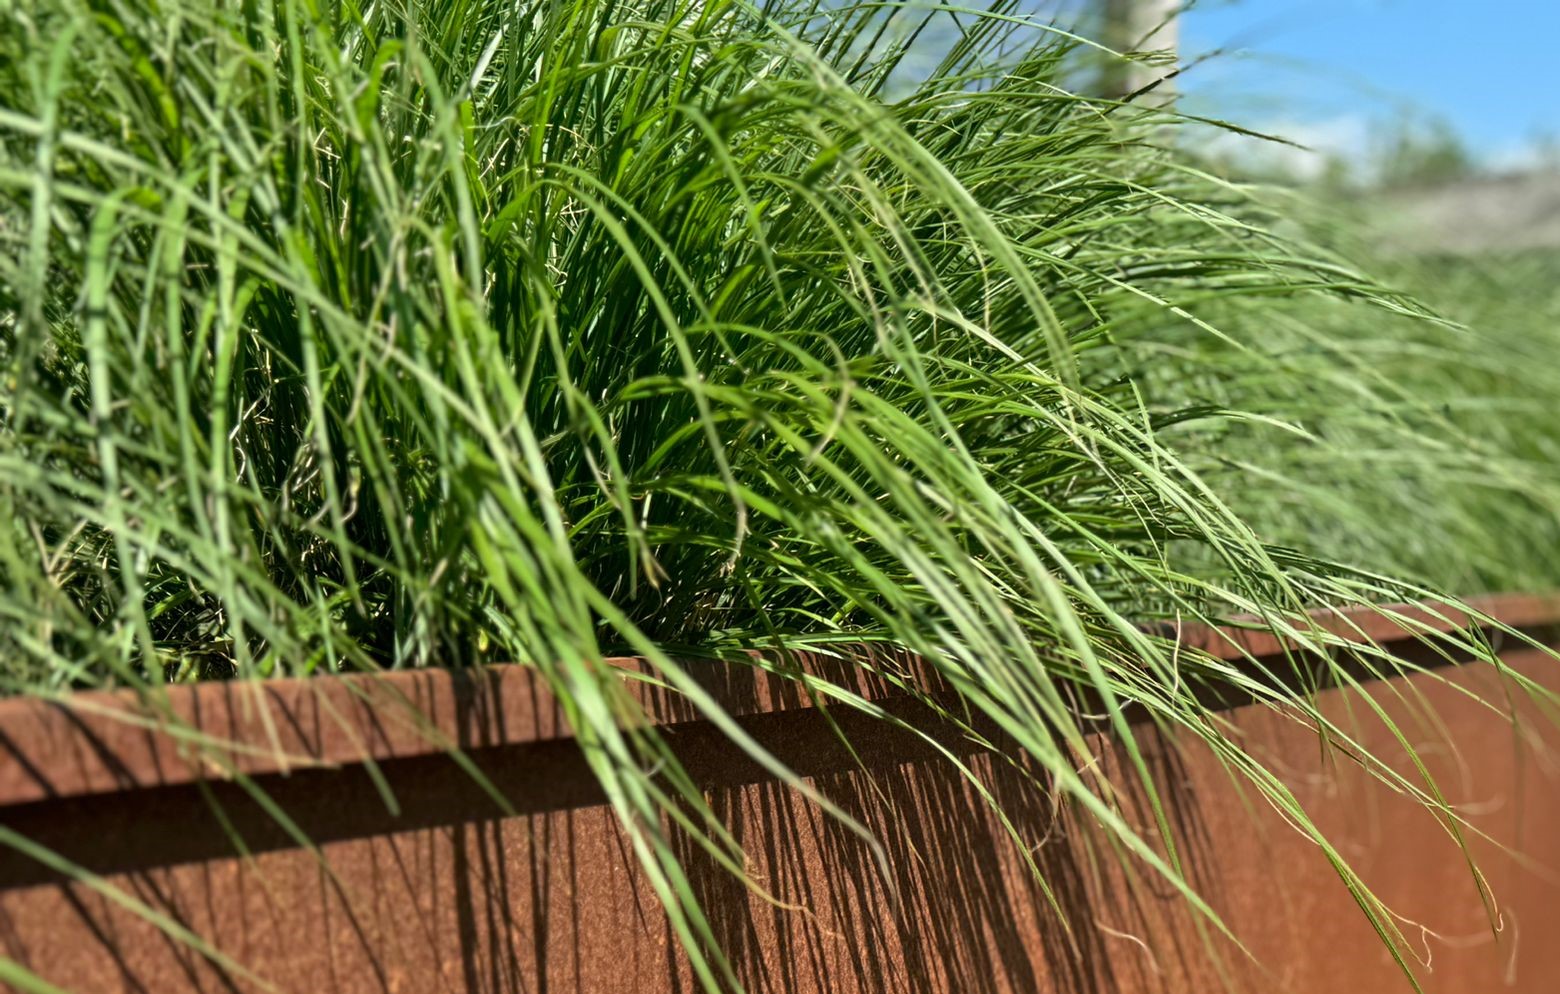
{"left": 1102, "top": 0, "right": 1179, "bottom": 103}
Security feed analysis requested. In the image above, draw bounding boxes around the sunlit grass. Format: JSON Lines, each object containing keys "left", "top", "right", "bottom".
{"left": 0, "top": 0, "right": 1554, "bottom": 989}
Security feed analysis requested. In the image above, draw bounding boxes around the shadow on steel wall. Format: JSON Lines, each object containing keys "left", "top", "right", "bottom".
{"left": 665, "top": 721, "right": 1235, "bottom": 994}
{"left": 0, "top": 635, "right": 1557, "bottom": 993}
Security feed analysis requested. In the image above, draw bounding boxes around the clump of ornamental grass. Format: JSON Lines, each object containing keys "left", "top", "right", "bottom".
{"left": 0, "top": 0, "right": 1552, "bottom": 990}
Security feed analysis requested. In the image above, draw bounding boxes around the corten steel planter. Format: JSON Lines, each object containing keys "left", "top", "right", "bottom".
{"left": 1, "top": 595, "right": 1558, "bottom": 993}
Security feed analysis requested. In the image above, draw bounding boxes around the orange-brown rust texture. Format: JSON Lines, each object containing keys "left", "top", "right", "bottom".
{"left": 1, "top": 596, "right": 1557, "bottom": 993}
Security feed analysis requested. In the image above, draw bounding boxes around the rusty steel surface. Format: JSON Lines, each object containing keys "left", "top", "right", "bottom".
{"left": 0, "top": 594, "right": 1557, "bottom": 993}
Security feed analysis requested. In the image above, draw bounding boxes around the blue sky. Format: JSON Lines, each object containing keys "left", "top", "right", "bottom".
{"left": 1178, "top": 1, "right": 1560, "bottom": 165}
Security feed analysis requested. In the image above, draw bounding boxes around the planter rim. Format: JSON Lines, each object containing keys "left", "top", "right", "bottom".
{"left": 1, "top": 591, "right": 1555, "bottom": 810}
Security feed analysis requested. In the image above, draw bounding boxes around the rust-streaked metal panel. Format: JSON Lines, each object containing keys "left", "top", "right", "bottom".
{"left": 0, "top": 596, "right": 1557, "bottom": 993}
{"left": 0, "top": 644, "right": 956, "bottom": 808}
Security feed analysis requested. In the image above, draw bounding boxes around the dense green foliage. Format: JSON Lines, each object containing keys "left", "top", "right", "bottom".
{"left": 0, "top": 0, "right": 1554, "bottom": 989}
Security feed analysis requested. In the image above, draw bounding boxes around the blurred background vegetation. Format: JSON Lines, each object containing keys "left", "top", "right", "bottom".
{"left": 1154, "top": 0, "right": 1560, "bottom": 594}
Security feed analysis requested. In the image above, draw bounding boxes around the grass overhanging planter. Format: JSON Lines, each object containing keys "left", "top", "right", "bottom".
{"left": 0, "top": 593, "right": 1556, "bottom": 992}
{"left": 4, "top": 0, "right": 1560, "bottom": 991}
